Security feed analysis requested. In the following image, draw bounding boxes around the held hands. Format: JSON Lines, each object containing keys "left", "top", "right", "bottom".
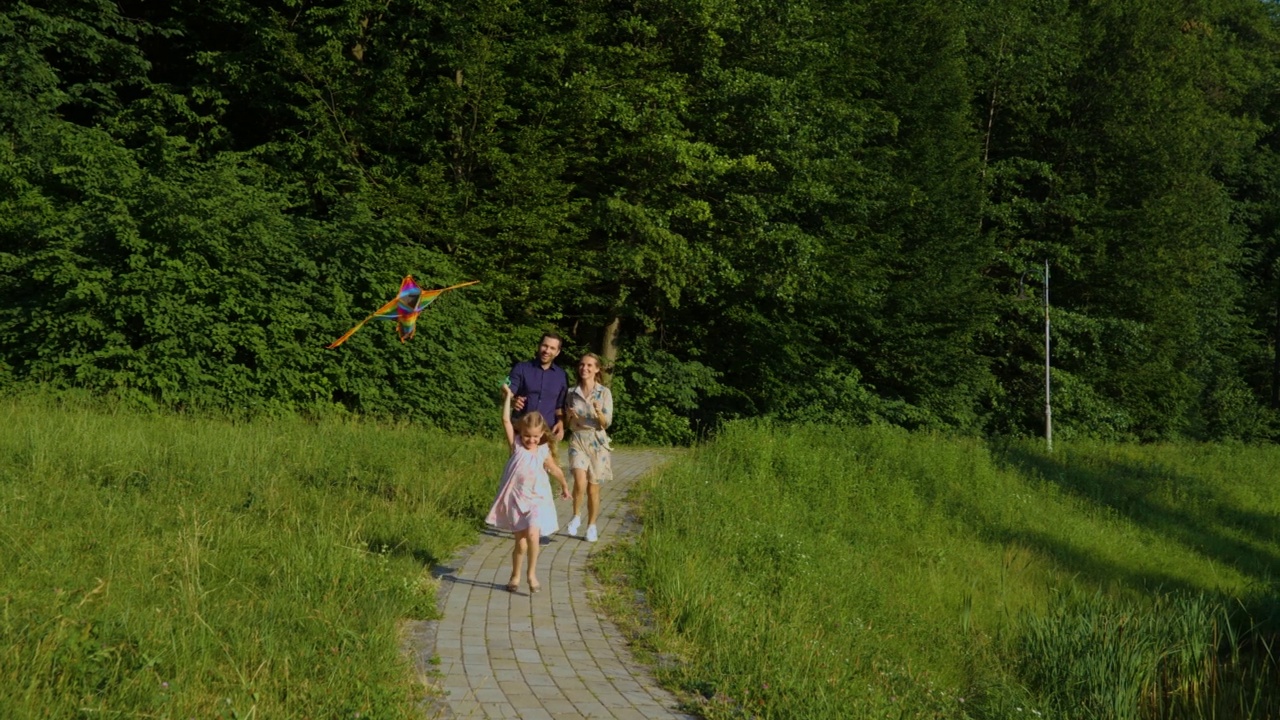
{"left": 501, "top": 384, "right": 513, "bottom": 401}
{"left": 512, "top": 394, "right": 527, "bottom": 412}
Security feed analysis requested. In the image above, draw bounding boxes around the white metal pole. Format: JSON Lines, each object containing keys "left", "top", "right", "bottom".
{"left": 1044, "top": 260, "right": 1052, "bottom": 452}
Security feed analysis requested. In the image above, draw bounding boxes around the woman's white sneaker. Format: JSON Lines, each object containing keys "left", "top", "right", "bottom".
{"left": 585, "top": 524, "right": 598, "bottom": 542}
{"left": 566, "top": 516, "right": 582, "bottom": 536}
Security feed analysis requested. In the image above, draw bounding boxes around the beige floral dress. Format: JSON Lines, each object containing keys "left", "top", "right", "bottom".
{"left": 568, "top": 384, "right": 613, "bottom": 484}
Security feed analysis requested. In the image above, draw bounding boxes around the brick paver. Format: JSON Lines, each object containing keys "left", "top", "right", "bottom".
{"left": 404, "top": 450, "right": 695, "bottom": 719}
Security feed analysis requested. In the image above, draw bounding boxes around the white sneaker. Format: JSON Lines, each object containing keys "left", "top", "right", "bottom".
{"left": 585, "top": 524, "right": 598, "bottom": 543}
{"left": 566, "top": 516, "right": 582, "bottom": 537}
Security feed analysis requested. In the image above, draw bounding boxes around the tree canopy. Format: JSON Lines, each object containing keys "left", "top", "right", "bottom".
{"left": 3, "top": 0, "right": 1279, "bottom": 443}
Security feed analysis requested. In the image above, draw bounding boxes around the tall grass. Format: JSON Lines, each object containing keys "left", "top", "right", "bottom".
{"left": 0, "top": 395, "right": 504, "bottom": 718}
{"left": 620, "top": 421, "right": 1280, "bottom": 719}
{"left": 1011, "top": 589, "right": 1277, "bottom": 720}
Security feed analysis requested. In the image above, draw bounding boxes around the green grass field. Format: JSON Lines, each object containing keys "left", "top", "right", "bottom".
{"left": 613, "top": 422, "right": 1280, "bottom": 719}
{"left": 0, "top": 395, "right": 503, "bottom": 718}
{"left": 5, "top": 398, "right": 1279, "bottom": 719}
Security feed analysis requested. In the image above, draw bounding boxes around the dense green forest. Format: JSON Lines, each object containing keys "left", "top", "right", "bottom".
{"left": 3, "top": 0, "right": 1280, "bottom": 443}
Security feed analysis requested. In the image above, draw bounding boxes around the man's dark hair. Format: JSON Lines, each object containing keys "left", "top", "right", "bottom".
{"left": 540, "top": 332, "right": 564, "bottom": 347}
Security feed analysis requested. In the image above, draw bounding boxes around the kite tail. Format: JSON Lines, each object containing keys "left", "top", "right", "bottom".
{"left": 326, "top": 296, "right": 400, "bottom": 349}
{"left": 440, "top": 280, "right": 481, "bottom": 292}
{"left": 419, "top": 279, "right": 481, "bottom": 299}
{"left": 325, "top": 317, "right": 372, "bottom": 349}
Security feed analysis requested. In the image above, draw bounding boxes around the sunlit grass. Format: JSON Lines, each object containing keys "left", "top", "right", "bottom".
{"left": 621, "top": 421, "right": 1280, "bottom": 719}
{"left": 0, "top": 395, "right": 503, "bottom": 718}
{"left": 7, "top": 396, "right": 1277, "bottom": 719}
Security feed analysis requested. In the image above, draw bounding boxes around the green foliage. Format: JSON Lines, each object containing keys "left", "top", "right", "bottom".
{"left": 608, "top": 337, "right": 722, "bottom": 445}
{"left": 972, "top": 0, "right": 1280, "bottom": 441}
{"left": 3, "top": 0, "right": 1280, "bottom": 441}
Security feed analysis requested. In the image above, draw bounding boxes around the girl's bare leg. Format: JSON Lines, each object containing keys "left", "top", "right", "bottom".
{"left": 509, "top": 533, "right": 527, "bottom": 589}
{"left": 526, "top": 525, "right": 541, "bottom": 590}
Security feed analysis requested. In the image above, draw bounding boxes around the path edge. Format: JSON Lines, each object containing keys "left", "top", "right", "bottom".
{"left": 398, "top": 448, "right": 683, "bottom": 719}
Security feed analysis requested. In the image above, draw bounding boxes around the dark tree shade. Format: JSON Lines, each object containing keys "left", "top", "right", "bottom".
{"left": 2, "top": 0, "right": 1279, "bottom": 442}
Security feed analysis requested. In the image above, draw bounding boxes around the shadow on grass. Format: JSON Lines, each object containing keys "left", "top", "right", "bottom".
{"left": 965, "top": 445, "right": 1280, "bottom": 720}
{"left": 358, "top": 526, "right": 508, "bottom": 569}
{"left": 986, "top": 526, "right": 1203, "bottom": 594}
{"left": 995, "top": 445, "right": 1280, "bottom": 592}
{"left": 357, "top": 532, "right": 443, "bottom": 567}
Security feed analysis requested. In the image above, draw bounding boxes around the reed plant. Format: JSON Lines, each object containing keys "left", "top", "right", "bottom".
{"left": 1007, "top": 589, "right": 1278, "bottom": 720}
{"left": 0, "top": 394, "right": 503, "bottom": 718}
{"left": 619, "top": 421, "right": 1280, "bottom": 719}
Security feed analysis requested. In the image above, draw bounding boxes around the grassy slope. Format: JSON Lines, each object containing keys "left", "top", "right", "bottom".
{"left": 4, "top": 399, "right": 1276, "bottom": 718}
{"left": 618, "top": 422, "right": 1280, "bottom": 719}
{"left": 0, "top": 397, "right": 504, "bottom": 719}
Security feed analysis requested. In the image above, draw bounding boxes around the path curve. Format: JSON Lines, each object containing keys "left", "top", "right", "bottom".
{"left": 402, "top": 449, "right": 695, "bottom": 719}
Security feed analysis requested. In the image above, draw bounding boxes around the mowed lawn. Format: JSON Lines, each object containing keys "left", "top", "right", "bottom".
{"left": 0, "top": 396, "right": 504, "bottom": 719}
{"left": 618, "top": 422, "right": 1280, "bottom": 720}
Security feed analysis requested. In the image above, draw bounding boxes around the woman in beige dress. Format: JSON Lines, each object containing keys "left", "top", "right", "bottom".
{"left": 563, "top": 353, "right": 613, "bottom": 543}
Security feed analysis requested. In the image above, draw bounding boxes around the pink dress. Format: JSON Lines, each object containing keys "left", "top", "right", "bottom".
{"left": 486, "top": 444, "right": 560, "bottom": 535}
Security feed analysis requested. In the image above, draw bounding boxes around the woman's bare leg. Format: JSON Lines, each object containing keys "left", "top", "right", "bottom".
{"left": 587, "top": 481, "right": 601, "bottom": 527}
{"left": 571, "top": 468, "right": 589, "bottom": 518}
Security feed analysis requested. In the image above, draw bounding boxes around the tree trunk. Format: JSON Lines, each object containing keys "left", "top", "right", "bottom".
{"left": 600, "top": 315, "right": 621, "bottom": 385}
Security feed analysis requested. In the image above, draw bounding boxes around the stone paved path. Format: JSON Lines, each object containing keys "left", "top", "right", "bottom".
{"left": 403, "top": 449, "right": 695, "bottom": 720}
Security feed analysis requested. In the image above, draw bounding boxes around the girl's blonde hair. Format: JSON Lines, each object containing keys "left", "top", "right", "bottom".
{"left": 513, "top": 411, "right": 559, "bottom": 462}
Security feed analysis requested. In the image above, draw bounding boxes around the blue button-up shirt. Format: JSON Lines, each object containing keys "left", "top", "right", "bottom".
{"left": 509, "top": 358, "right": 568, "bottom": 429}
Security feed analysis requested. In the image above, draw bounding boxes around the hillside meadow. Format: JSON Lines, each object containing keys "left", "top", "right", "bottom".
{"left": 4, "top": 397, "right": 1279, "bottom": 719}
{"left": 609, "top": 422, "right": 1280, "bottom": 720}
{"left": 0, "top": 395, "right": 504, "bottom": 718}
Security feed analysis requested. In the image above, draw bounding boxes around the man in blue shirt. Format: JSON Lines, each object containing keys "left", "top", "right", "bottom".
{"left": 510, "top": 333, "right": 569, "bottom": 441}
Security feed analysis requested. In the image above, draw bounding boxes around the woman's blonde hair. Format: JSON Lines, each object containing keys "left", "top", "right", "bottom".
{"left": 513, "top": 411, "right": 559, "bottom": 462}
{"left": 576, "top": 352, "right": 612, "bottom": 384}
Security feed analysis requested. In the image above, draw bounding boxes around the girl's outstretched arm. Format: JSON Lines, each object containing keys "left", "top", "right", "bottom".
{"left": 544, "top": 458, "right": 570, "bottom": 499}
{"left": 501, "top": 385, "right": 516, "bottom": 451}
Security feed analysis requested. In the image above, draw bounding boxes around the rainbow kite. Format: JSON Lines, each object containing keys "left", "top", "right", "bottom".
{"left": 327, "top": 276, "right": 479, "bottom": 349}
